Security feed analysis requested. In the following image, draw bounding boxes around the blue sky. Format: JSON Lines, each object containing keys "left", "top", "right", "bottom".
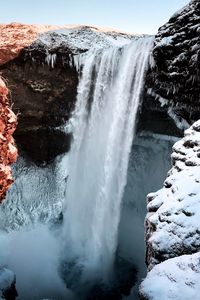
{"left": 1, "top": 0, "right": 190, "bottom": 34}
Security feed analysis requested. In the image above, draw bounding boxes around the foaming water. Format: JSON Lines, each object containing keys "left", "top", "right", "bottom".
{"left": 62, "top": 37, "right": 154, "bottom": 281}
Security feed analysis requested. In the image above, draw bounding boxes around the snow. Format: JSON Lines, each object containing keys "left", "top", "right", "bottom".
{"left": 146, "top": 120, "right": 200, "bottom": 261}
{"left": 140, "top": 121, "right": 200, "bottom": 299}
{"left": 34, "top": 25, "right": 142, "bottom": 53}
{"left": 140, "top": 252, "right": 200, "bottom": 300}
{"left": 34, "top": 25, "right": 144, "bottom": 70}
{"left": 157, "top": 36, "right": 173, "bottom": 46}
{"left": 146, "top": 121, "right": 200, "bottom": 268}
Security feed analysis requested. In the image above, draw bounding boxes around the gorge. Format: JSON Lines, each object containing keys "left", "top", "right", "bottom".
{"left": 0, "top": 0, "right": 199, "bottom": 299}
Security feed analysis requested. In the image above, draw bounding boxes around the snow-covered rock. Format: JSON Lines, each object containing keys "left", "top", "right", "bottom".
{"left": 145, "top": 120, "right": 200, "bottom": 270}
{"left": 143, "top": 0, "right": 200, "bottom": 126}
{"left": 140, "top": 252, "right": 200, "bottom": 300}
{"left": 35, "top": 25, "right": 139, "bottom": 53}
{"left": 140, "top": 120, "right": 200, "bottom": 299}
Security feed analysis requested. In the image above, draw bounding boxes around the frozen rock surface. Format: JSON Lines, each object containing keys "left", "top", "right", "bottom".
{"left": 140, "top": 120, "right": 200, "bottom": 299}
{"left": 146, "top": 120, "right": 200, "bottom": 269}
{"left": 143, "top": 0, "right": 200, "bottom": 126}
{"left": 140, "top": 252, "right": 200, "bottom": 300}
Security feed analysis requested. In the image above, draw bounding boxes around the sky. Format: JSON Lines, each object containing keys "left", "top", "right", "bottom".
{"left": 1, "top": 0, "right": 190, "bottom": 34}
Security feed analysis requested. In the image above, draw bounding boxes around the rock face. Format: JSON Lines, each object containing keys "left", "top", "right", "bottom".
{"left": 141, "top": 0, "right": 200, "bottom": 130}
{"left": 0, "top": 49, "right": 77, "bottom": 163}
{"left": 0, "top": 78, "right": 17, "bottom": 202}
{"left": 140, "top": 121, "right": 200, "bottom": 299}
{"left": 0, "top": 23, "right": 135, "bottom": 163}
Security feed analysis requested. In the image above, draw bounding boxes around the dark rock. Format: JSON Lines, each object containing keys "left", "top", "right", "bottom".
{"left": 0, "top": 47, "right": 78, "bottom": 163}
{"left": 14, "top": 128, "right": 72, "bottom": 164}
{"left": 143, "top": 0, "right": 200, "bottom": 126}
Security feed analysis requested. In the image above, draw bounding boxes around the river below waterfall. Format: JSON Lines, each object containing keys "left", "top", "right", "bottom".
{"left": 0, "top": 37, "right": 175, "bottom": 300}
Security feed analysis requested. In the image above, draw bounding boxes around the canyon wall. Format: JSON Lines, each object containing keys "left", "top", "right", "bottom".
{"left": 0, "top": 24, "right": 79, "bottom": 163}
{"left": 140, "top": 1, "right": 200, "bottom": 298}
{"left": 0, "top": 24, "right": 135, "bottom": 164}
{"left": 140, "top": 121, "right": 200, "bottom": 299}
{"left": 0, "top": 78, "right": 17, "bottom": 202}
{"left": 0, "top": 78, "right": 18, "bottom": 299}
{"left": 140, "top": 0, "right": 200, "bottom": 134}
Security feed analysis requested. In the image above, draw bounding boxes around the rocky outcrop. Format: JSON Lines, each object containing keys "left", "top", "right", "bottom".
{"left": 0, "top": 78, "right": 17, "bottom": 202}
{"left": 141, "top": 0, "right": 200, "bottom": 131}
{"left": 0, "top": 24, "right": 79, "bottom": 163}
{"left": 140, "top": 121, "right": 200, "bottom": 299}
{"left": 0, "top": 23, "right": 135, "bottom": 163}
{"left": 140, "top": 252, "right": 200, "bottom": 300}
{"left": 145, "top": 121, "right": 200, "bottom": 270}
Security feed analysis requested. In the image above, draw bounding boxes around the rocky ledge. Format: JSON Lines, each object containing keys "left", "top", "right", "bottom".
{"left": 141, "top": 0, "right": 200, "bottom": 132}
{"left": 0, "top": 78, "right": 17, "bottom": 202}
{"left": 140, "top": 121, "right": 200, "bottom": 299}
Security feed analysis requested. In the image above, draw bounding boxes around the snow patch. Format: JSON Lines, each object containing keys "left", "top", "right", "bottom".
{"left": 140, "top": 252, "right": 200, "bottom": 300}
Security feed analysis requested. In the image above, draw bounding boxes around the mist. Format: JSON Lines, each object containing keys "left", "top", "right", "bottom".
{"left": 0, "top": 225, "right": 74, "bottom": 300}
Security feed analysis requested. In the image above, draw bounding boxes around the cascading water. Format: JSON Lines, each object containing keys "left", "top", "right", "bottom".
{"left": 63, "top": 37, "right": 154, "bottom": 282}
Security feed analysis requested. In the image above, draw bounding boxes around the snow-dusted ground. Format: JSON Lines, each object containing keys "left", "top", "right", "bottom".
{"left": 140, "top": 120, "right": 200, "bottom": 299}
{"left": 35, "top": 25, "right": 143, "bottom": 52}
{"left": 140, "top": 252, "right": 200, "bottom": 300}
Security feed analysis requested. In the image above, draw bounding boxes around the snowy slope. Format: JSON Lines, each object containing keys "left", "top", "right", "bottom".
{"left": 34, "top": 25, "right": 143, "bottom": 53}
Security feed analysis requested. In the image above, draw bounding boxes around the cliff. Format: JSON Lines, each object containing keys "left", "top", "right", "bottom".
{"left": 0, "top": 78, "right": 17, "bottom": 202}
{"left": 0, "top": 23, "right": 135, "bottom": 163}
{"left": 140, "top": 121, "right": 200, "bottom": 299}
{"left": 140, "top": 0, "right": 200, "bottom": 134}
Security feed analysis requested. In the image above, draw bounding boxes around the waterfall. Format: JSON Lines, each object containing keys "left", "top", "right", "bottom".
{"left": 63, "top": 37, "right": 153, "bottom": 281}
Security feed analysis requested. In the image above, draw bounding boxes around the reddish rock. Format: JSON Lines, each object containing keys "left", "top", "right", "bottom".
{"left": 0, "top": 77, "right": 17, "bottom": 202}
{"left": 0, "top": 23, "right": 62, "bottom": 65}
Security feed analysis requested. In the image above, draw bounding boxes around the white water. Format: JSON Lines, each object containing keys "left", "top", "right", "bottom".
{"left": 63, "top": 37, "right": 153, "bottom": 281}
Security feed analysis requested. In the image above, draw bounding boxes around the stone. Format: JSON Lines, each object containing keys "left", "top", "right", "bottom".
{"left": 0, "top": 78, "right": 17, "bottom": 202}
